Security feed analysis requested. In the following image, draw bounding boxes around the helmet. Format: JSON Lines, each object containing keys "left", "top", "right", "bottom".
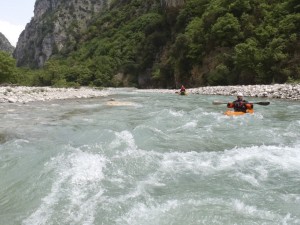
{"left": 237, "top": 92, "right": 243, "bottom": 97}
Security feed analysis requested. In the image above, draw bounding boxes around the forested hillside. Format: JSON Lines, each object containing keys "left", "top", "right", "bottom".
{"left": 5, "top": 0, "right": 300, "bottom": 88}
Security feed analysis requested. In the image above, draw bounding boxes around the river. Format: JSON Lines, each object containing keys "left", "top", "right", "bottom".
{"left": 0, "top": 88, "right": 299, "bottom": 225}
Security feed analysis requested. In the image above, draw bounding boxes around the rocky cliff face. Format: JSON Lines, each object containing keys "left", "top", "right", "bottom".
{"left": 14, "top": 0, "right": 185, "bottom": 68}
{"left": 0, "top": 32, "right": 14, "bottom": 55}
{"left": 14, "top": 0, "right": 108, "bottom": 68}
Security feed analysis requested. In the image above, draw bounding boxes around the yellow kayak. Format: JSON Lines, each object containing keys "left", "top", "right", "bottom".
{"left": 224, "top": 109, "right": 254, "bottom": 116}
{"left": 179, "top": 91, "right": 187, "bottom": 95}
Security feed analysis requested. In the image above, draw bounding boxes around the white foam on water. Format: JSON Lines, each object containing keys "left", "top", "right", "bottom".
{"left": 234, "top": 172, "right": 260, "bottom": 187}
{"left": 20, "top": 141, "right": 300, "bottom": 224}
{"left": 168, "top": 120, "right": 198, "bottom": 133}
{"left": 201, "top": 111, "right": 222, "bottom": 116}
{"left": 231, "top": 199, "right": 295, "bottom": 223}
{"left": 148, "top": 108, "right": 185, "bottom": 118}
{"left": 114, "top": 194, "right": 298, "bottom": 225}
{"left": 282, "top": 193, "right": 300, "bottom": 204}
{"left": 182, "top": 120, "right": 197, "bottom": 129}
{"left": 106, "top": 165, "right": 165, "bottom": 206}
{"left": 50, "top": 103, "right": 60, "bottom": 107}
{"left": 168, "top": 109, "right": 184, "bottom": 117}
{"left": 82, "top": 118, "right": 94, "bottom": 123}
{"left": 134, "top": 125, "right": 170, "bottom": 139}
{"left": 22, "top": 148, "right": 107, "bottom": 225}
{"left": 99, "top": 142, "right": 300, "bottom": 222}
{"left": 186, "top": 197, "right": 289, "bottom": 223}
{"left": 253, "top": 112, "right": 264, "bottom": 119}
{"left": 283, "top": 122, "right": 300, "bottom": 138}
{"left": 109, "top": 130, "right": 137, "bottom": 151}
{"left": 79, "top": 103, "right": 102, "bottom": 109}
{"left": 157, "top": 144, "right": 300, "bottom": 184}
{"left": 116, "top": 200, "right": 179, "bottom": 225}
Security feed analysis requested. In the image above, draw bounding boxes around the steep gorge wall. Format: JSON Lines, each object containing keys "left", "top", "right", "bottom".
{"left": 14, "top": 0, "right": 108, "bottom": 68}
{"left": 14, "top": 0, "right": 185, "bottom": 68}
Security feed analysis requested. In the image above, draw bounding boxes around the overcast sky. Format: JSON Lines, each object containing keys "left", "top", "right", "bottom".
{"left": 0, "top": 0, "right": 36, "bottom": 46}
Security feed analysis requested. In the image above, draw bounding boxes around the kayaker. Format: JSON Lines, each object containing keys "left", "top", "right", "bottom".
{"left": 227, "top": 93, "right": 253, "bottom": 112}
{"left": 180, "top": 85, "right": 186, "bottom": 94}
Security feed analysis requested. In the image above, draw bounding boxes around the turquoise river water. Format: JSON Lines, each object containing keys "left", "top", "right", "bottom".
{"left": 0, "top": 88, "right": 299, "bottom": 225}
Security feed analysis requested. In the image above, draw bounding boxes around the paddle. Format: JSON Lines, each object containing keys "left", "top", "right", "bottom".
{"left": 212, "top": 100, "right": 270, "bottom": 106}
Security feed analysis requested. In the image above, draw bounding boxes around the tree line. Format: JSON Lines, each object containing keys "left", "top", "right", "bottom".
{"left": 1, "top": 0, "right": 299, "bottom": 87}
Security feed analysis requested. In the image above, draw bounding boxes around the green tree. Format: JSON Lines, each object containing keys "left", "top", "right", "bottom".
{"left": 233, "top": 38, "right": 263, "bottom": 84}
{"left": 185, "top": 17, "right": 206, "bottom": 63}
{"left": 210, "top": 13, "right": 241, "bottom": 46}
{"left": 207, "top": 63, "right": 230, "bottom": 85}
{"left": 0, "top": 51, "right": 16, "bottom": 83}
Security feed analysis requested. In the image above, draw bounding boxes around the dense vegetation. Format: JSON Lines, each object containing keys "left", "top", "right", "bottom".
{"left": 3, "top": 0, "right": 300, "bottom": 88}
{"left": 0, "top": 51, "right": 17, "bottom": 84}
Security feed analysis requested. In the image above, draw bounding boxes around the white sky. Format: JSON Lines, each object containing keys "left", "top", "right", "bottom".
{"left": 0, "top": 0, "right": 36, "bottom": 47}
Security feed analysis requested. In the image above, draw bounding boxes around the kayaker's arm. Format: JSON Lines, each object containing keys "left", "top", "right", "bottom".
{"left": 245, "top": 103, "right": 253, "bottom": 109}
{"left": 227, "top": 102, "right": 234, "bottom": 108}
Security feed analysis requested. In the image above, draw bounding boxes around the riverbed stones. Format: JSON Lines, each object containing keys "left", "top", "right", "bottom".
{"left": 0, "top": 84, "right": 299, "bottom": 103}
{"left": 188, "top": 84, "right": 300, "bottom": 100}
{"left": 0, "top": 86, "right": 109, "bottom": 103}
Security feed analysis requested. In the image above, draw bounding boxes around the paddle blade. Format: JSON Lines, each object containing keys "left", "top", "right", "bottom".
{"left": 213, "top": 100, "right": 270, "bottom": 106}
{"left": 254, "top": 102, "right": 270, "bottom": 106}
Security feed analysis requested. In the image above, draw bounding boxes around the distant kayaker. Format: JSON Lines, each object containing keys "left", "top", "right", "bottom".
{"left": 227, "top": 93, "right": 253, "bottom": 112}
{"left": 180, "top": 85, "right": 186, "bottom": 94}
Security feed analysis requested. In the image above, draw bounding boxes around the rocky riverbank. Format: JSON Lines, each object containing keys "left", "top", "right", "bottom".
{"left": 0, "top": 84, "right": 299, "bottom": 103}
{"left": 139, "top": 84, "right": 300, "bottom": 100}
{"left": 0, "top": 86, "right": 109, "bottom": 103}
{"left": 189, "top": 84, "right": 300, "bottom": 100}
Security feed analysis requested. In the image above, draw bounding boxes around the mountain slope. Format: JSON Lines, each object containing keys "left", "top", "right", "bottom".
{"left": 0, "top": 32, "right": 14, "bottom": 55}
{"left": 14, "top": 0, "right": 300, "bottom": 88}
{"left": 14, "top": 0, "right": 108, "bottom": 68}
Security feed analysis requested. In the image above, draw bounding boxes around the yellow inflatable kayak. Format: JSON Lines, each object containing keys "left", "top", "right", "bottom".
{"left": 179, "top": 91, "right": 187, "bottom": 95}
{"left": 224, "top": 109, "right": 254, "bottom": 116}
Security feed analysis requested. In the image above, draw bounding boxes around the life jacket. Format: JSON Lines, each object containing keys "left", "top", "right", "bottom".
{"left": 227, "top": 100, "right": 252, "bottom": 112}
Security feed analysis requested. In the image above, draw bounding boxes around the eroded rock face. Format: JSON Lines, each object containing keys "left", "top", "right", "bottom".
{"left": 14, "top": 0, "right": 186, "bottom": 69}
{"left": 14, "top": 0, "right": 107, "bottom": 68}
{"left": 0, "top": 32, "right": 14, "bottom": 55}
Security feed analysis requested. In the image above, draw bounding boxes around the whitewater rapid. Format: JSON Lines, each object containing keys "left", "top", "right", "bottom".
{"left": 0, "top": 89, "right": 299, "bottom": 225}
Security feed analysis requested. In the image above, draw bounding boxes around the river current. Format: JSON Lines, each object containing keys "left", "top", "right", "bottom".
{"left": 0, "top": 88, "right": 299, "bottom": 225}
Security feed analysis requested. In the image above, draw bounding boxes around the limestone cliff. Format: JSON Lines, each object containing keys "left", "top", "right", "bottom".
{"left": 0, "top": 32, "right": 14, "bottom": 55}
{"left": 14, "top": 0, "right": 185, "bottom": 68}
{"left": 14, "top": 0, "right": 108, "bottom": 68}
